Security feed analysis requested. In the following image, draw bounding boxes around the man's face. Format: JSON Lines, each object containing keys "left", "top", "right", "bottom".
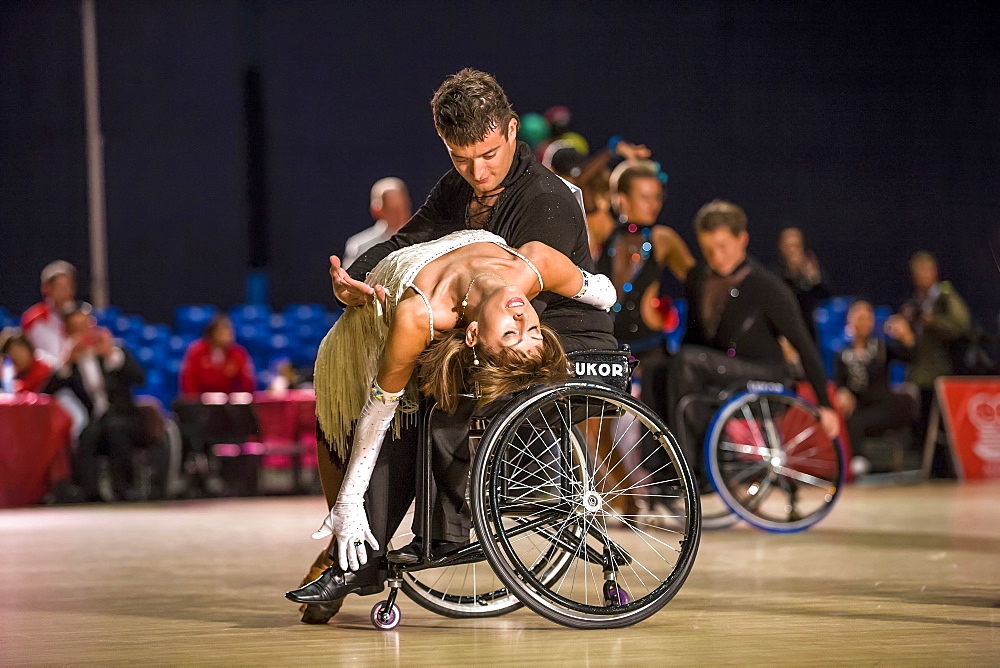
{"left": 44, "top": 274, "right": 76, "bottom": 308}
{"left": 911, "top": 260, "right": 938, "bottom": 292}
{"left": 65, "top": 312, "right": 94, "bottom": 339}
{"left": 441, "top": 118, "right": 518, "bottom": 196}
{"left": 380, "top": 189, "right": 412, "bottom": 231}
{"left": 697, "top": 227, "right": 749, "bottom": 276}
{"left": 620, "top": 177, "right": 663, "bottom": 225}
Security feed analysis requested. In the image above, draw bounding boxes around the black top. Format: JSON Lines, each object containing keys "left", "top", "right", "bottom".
{"left": 834, "top": 338, "right": 913, "bottom": 407}
{"left": 43, "top": 347, "right": 145, "bottom": 418}
{"left": 347, "top": 141, "right": 615, "bottom": 352}
{"left": 596, "top": 223, "right": 663, "bottom": 349}
{"left": 774, "top": 260, "right": 832, "bottom": 340}
{"left": 683, "top": 256, "right": 831, "bottom": 406}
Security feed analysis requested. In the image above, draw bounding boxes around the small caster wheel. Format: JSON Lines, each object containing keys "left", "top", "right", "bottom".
{"left": 603, "top": 581, "right": 630, "bottom": 607}
{"left": 370, "top": 601, "right": 401, "bottom": 630}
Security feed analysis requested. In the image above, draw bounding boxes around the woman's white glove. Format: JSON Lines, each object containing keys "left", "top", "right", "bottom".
{"left": 572, "top": 268, "right": 617, "bottom": 311}
{"left": 311, "top": 380, "right": 403, "bottom": 571}
{"left": 312, "top": 492, "right": 378, "bottom": 572}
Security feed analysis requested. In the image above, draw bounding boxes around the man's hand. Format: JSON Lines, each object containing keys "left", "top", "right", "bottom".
{"left": 329, "top": 255, "right": 387, "bottom": 308}
{"left": 93, "top": 327, "right": 114, "bottom": 358}
{"left": 835, "top": 387, "right": 856, "bottom": 419}
{"left": 884, "top": 315, "right": 914, "bottom": 346}
{"left": 818, "top": 406, "right": 840, "bottom": 440}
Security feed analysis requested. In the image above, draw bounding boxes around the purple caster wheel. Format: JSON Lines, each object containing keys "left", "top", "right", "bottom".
{"left": 603, "top": 581, "right": 631, "bottom": 607}
{"left": 370, "top": 601, "right": 401, "bottom": 630}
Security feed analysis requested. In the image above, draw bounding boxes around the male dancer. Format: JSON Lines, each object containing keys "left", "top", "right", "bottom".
{"left": 287, "top": 69, "right": 616, "bottom": 622}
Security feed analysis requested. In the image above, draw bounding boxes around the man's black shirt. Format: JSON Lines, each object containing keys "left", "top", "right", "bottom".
{"left": 683, "top": 256, "right": 831, "bottom": 406}
{"left": 347, "top": 141, "right": 615, "bottom": 352}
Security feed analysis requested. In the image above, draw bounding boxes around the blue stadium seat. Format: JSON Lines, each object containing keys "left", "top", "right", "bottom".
{"left": 139, "top": 323, "right": 171, "bottom": 345}
{"left": 889, "top": 361, "right": 907, "bottom": 387}
{"left": 269, "top": 313, "right": 290, "bottom": 333}
{"left": 665, "top": 298, "right": 687, "bottom": 354}
{"left": 292, "top": 343, "right": 320, "bottom": 368}
{"left": 267, "top": 333, "right": 295, "bottom": 363}
{"left": 167, "top": 334, "right": 193, "bottom": 359}
{"left": 230, "top": 304, "right": 270, "bottom": 325}
{"left": 175, "top": 305, "right": 218, "bottom": 336}
{"left": 94, "top": 306, "right": 121, "bottom": 323}
{"left": 112, "top": 314, "right": 145, "bottom": 337}
{"left": 284, "top": 303, "right": 326, "bottom": 325}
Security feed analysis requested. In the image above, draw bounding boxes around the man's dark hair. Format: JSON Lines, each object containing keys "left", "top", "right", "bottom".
{"left": 431, "top": 68, "right": 516, "bottom": 146}
{"left": 202, "top": 314, "right": 232, "bottom": 341}
{"left": 694, "top": 199, "right": 748, "bottom": 236}
{"left": 617, "top": 164, "right": 661, "bottom": 197}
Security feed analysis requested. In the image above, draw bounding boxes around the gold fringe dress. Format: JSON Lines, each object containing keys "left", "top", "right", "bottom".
{"left": 314, "top": 228, "right": 512, "bottom": 462}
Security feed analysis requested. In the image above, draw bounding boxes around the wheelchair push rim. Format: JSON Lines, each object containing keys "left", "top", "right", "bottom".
{"left": 471, "top": 381, "right": 701, "bottom": 629}
{"left": 705, "top": 387, "right": 845, "bottom": 533}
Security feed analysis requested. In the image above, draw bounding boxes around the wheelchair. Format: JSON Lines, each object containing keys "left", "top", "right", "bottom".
{"left": 677, "top": 380, "right": 846, "bottom": 533}
{"left": 371, "top": 349, "right": 702, "bottom": 630}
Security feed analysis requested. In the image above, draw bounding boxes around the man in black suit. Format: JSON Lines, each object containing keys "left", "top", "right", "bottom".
{"left": 664, "top": 200, "right": 839, "bottom": 473}
{"left": 44, "top": 307, "right": 146, "bottom": 502}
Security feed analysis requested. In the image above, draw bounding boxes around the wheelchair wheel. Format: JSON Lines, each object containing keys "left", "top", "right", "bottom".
{"left": 705, "top": 388, "right": 845, "bottom": 533}
{"left": 471, "top": 382, "right": 701, "bottom": 629}
{"left": 699, "top": 491, "right": 740, "bottom": 530}
{"left": 393, "top": 426, "right": 589, "bottom": 618}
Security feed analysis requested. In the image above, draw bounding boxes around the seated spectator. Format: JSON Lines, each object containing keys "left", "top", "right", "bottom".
{"left": 21, "top": 260, "right": 78, "bottom": 365}
{"left": 834, "top": 301, "right": 916, "bottom": 473}
{"left": 0, "top": 331, "right": 53, "bottom": 393}
{"left": 179, "top": 315, "right": 255, "bottom": 397}
{"left": 342, "top": 177, "right": 412, "bottom": 269}
{"left": 663, "top": 200, "right": 839, "bottom": 477}
{"left": 43, "top": 307, "right": 146, "bottom": 502}
{"left": 775, "top": 227, "right": 831, "bottom": 340}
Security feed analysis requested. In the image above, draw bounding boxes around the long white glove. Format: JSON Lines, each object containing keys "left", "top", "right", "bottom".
{"left": 572, "top": 268, "right": 617, "bottom": 311}
{"left": 312, "top": 380, "right": 403, "bottom": 571}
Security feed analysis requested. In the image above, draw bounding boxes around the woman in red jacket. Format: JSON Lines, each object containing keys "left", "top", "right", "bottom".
{"left": 179, "top": 315, "right": 255, "bottom": 396}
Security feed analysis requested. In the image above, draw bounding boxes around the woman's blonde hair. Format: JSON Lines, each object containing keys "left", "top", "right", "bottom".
{"left": 418, "top": 324, "right": 570, "bottom": 413}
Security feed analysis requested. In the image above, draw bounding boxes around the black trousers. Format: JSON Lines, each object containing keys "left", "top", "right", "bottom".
{"left": 661, "top": 345, "right": 788, "bottom": 477}
{"left": 846, "top": 395, "right": 914, "bottom": 460}
{"left": 75, "top": 411, "right": 144, "bottom": 501}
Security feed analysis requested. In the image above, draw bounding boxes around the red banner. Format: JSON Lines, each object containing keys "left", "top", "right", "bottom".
{"left": 936, "top": 376, "right": 1000, "bottom": 480}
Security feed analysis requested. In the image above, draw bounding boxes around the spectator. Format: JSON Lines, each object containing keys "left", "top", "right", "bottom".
{"left": 775, "top": 227, "right": 831, "bottom": 340}
{"left": 0, "top": 331, "right": 53, "bottom": 393}
{"left": 179, "top": 315, "right": 255, "bottom": 396}
{"left": 901, "top": 251, "right": 971, "bottom": 476}
{"left": 834, "top": 301, "right": 916, "bottom": 473}
{"left": 663, "top": 200, "right": 839, "bottom": 475}
{"left": 342, "top": 178, "right": 412, "bottom": 269}
{"left": 43, "top": 307, "right": 146, "bottom": 502}
{"left": 21, "top": 260, "right": 77, "bottom": 365}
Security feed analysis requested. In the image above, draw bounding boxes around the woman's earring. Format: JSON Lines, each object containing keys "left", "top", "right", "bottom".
{"left": 472, "top": 346, "right": 480, "bottom": 366}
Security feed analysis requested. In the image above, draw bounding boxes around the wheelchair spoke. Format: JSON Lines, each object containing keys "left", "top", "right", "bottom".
{"left": 773, "top": 464, "right": 836, "bottom": 489}
{"left": 717, "top": 440, "right": 771, "bottom": 456}
{"left": 781, "top": 424, "right": 817, "bottom": 452}
{"left": 740, "top": 403, "right": 768, "bottom": 453}
{"left": 761, "top": 397, "right": 782, "bottom": 453}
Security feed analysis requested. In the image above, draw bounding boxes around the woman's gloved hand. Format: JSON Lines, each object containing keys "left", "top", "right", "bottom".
{"left": 312, "top": 492, "right": 379, "bottom": 572}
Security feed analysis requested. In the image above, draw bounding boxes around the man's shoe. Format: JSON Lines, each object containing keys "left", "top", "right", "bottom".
{"left": 386, "top": 538, "right": 466, "bottom": 565}
{"left": 285, "top": 566, "right": 384, "bottom": 604}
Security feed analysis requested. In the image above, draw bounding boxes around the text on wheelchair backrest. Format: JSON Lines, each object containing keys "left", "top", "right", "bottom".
{"left": 574, "top": 362, "right": 627, "bottom": 378}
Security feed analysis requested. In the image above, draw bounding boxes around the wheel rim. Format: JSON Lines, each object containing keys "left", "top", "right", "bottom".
{"left": 708, "top": 391, "right": 844, "bottom": 532}
{"left": 474, "top": 383, "right": 700, "bottom": 625}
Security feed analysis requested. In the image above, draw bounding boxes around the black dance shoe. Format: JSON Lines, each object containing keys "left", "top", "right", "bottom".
{"left": 299, "top": 600, "right": 343, "bottom": 624}
{"left": 285, "top": 566, "right": 384, "bottom": 604}
{"left": 386, "top": 538, "right": 466, "bottom": 565}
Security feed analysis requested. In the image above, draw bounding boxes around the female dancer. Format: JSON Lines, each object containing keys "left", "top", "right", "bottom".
{"left": 308, "top": 228, "right": 615, "bottom": 575}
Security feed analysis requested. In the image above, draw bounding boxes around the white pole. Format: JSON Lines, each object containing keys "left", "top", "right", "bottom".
{"left": 81, "top": 0, "right": 109, "bottom": 309}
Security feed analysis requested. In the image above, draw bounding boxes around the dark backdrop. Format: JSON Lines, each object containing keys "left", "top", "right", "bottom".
{"left": 2, "top": 1, "right": 998, "bottom": 327}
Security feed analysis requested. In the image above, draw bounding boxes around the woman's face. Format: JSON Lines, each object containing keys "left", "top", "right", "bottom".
{"left": 212, "top": 319, "right": 235, "bottom": 349}
{"left": 468, "top": 286, "right": 543, "bottom": 356}
{"left": 848, "top": 304, "right": 875, "bottom": 339}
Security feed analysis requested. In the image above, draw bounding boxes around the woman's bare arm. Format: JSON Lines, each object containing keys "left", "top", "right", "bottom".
{"left": 375, "top": 298, "right": 432, "bottom": 393}
{"left": 651, "top": 226, "right": 695, "bottom": 282}
{"left": 517, "top": 241, "right": 587, "bottom": 298}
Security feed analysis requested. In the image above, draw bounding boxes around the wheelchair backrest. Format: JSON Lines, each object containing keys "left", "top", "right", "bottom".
{"left": 566, "top": 349, "right": 635, "bottom": 393}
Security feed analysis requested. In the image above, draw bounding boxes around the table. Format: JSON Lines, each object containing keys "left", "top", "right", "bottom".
{"left": 0, "top": 393, "right": 72, "bottom": 508}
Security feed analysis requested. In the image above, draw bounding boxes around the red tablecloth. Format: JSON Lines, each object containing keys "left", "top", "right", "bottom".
{"left": 0, "top": 394, "right": 73, "bottom": 508}
{"left": 252, "top": 389, "right": 318, "bottom": 469}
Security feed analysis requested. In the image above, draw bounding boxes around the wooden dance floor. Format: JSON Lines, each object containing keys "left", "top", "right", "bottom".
{"left": 1, "top": 481, "right": 998, "bottom": 665}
